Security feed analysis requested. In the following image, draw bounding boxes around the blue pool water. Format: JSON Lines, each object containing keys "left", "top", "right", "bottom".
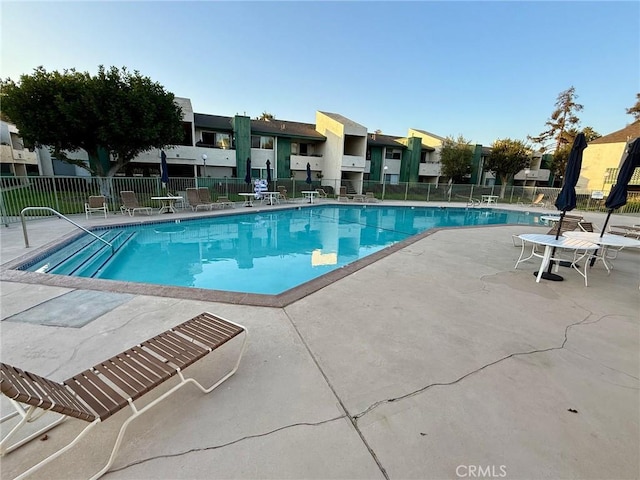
{"left": 22, "top": 206, "right": 538, "bottom": 295}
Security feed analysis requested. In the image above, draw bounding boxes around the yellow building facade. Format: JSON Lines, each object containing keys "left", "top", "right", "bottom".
{"left": 579, "top": 121, "right": 640, "bottom": 192}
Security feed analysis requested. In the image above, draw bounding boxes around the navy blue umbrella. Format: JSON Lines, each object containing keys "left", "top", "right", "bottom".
{"left": 266, "top": 159, "right": 272, "bottom": 185}
{"left": 305, "top": 162, "right": 312, "bottom": 185}
{"left": 160, "top": 150, "right": 169, "bottom": 187}
{"left": 244, "top": 157, "right": 252, "bottom": 187}
{"left": 537, "top": 133, "right": 587, "bottom": 281}
{"left": 601, "top": 137, "right": 640, "bottom": 236}
{"left": 554, "top": 133, "right": 587, "bottom": 217}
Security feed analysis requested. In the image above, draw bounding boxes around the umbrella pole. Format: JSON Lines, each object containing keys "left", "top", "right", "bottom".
{"left": 534, "top": 211, "right": 565, "bottom": 281}
{"left": 600, "top": 209, "right": 613, "bottom": 238}
{"left": 589, "top": 209, "right": 613, "bottom": 267}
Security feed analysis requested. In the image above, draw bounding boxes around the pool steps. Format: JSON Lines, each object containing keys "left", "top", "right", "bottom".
{"left": 27, "top": 230, "right": 135, "bottom": 278}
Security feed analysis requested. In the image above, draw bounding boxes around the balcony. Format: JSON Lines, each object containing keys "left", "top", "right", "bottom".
{"left": 341, "top": 155, "right": 365, "bottom": 171}
{"left": 291, "top": 154, "right": 323, "bottom": 171}
{"left": 419, "top": 163, "right": 441, "bottom": 177}
{"left": 514, "top": 169, "right": 551, "bottom": 181}
{"left": 134, "top": 146, "right": 236, "bottom": 167}
{"left": 0, "top": 145, "right": 38, "bottom": 164}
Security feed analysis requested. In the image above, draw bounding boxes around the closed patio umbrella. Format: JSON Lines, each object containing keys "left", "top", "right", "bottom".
{"left": 266, "top": 159, "right": 272, "bottom": 186}
{"left": 244, "top": 157, "right": 252, "bottom": 188}
{"left": 537, "top": 133, "right": 587, "bottom": 281}
{"left": 160, "top": 150, "right": 169, "bottom": 188}
{"left": 306, "top": 162, "right": 312, "bottom": 185}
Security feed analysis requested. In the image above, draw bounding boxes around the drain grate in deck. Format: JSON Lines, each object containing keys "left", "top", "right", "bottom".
{"left": 4, "top": 290, "right": 134, "bottom": 328}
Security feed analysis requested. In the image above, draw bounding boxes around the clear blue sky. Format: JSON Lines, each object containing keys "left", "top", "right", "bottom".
{"left": 2, "top": 1, "right": 638, "bottom": 146}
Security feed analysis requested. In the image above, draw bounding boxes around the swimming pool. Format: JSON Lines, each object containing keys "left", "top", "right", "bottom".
{"left": 20, "top": 205, "right": 538, "bottom": 296}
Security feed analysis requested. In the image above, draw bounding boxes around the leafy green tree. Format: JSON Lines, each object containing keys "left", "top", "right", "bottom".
{"left": 484, "top": 138, "right": 530, "bottom": 198}
{"left": 439, "top": 135, "right": 473, "bottom": 183}
{"left": 626, "top": 93, "right": 640, "bottom": 120}
{"left": 529, "top": 86, "right": 583, "bottom": 159}
{"left": 1, "top": 66, "right": 184, "bottom": 177}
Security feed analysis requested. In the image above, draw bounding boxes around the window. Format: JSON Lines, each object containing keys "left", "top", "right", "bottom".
{"left": 201, "top": 132, "right": 231, "bottom": 149}
{"left": 385, "top": 148, "right": 401, "bottom": 160}
{"left": 251, "top": 135, "right": 274, "bottom": 150}
{"left": 216, "top": 133, "right": 231, "bottom": 149}
{"left": 299, "top": 143, "right": 308, "bottom": 155}
{"left": 603, "top": 168, "right": 617, "bottom": 184}
{"left": 201, "top": 132, "right": 216, "bottom": 145}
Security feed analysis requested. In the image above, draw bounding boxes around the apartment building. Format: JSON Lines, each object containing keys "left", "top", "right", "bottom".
{"left": 0, "top": 121, "right": 40, "bottom": 176}
{"left": 2, "top": 97, "right": 558, "bottom": 192}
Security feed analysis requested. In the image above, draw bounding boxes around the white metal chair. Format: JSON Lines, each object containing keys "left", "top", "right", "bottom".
{"left": 84, "top": 196, "right": 108, "bottom": 219}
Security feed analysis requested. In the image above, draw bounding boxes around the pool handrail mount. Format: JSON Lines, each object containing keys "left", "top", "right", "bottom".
{"left": 20, "top": 207, "right": 114, "bottom": 252}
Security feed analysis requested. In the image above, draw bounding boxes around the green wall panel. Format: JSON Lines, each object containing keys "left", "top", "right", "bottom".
{"left": 401, "top": 137, "right": 421, "bottom": 183}
{"left": 232, "top": 115, "right": 251, "bottom": 177}
{"left": 471, "top": 145, "right": 482, "bottom": 185}
{"left": 369, "top": 147, "right": 383, "bottom": 181}
{"left": 277, "top": 138, "right": 291, "bottom": 179}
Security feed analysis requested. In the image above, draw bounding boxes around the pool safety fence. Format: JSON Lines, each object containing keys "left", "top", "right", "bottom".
{"left": 1, "top": 175, "right": 638, "bottom": 225}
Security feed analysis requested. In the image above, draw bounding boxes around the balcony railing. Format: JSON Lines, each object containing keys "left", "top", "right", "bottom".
{"left": 418, "top": 163, "right": 441, "bottom": 176}
{"left": 341, "top": 155, "right": 365, "bottom": 170}
{"left": 291, "top": 155, "right": 323, "bottom": 171}
{"left": 0, "top": 145, "right": 39, "bottom": 164}
{"left": 514, "top": 169, "right": 551, "bottom": 181}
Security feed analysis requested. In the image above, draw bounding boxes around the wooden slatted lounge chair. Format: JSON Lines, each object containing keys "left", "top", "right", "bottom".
{"left": 85, "top": 196, "right": 108, "bottom": 219}
{"left": 365, "top": 192, "right": 378, "bottom": 203}
{"left": 578, "top": 221, "right": 599, "bottom": 233}
{"left": 119, "top": 191, "right": 152, "bottom": 216}
{"left": 186, "top": 188, "right": 211, "bottom": 211}
{"left": 0, "top": 312, "right": 247, "bottom": 480}
{"left": 512, "top": 217, "right": 580, "bottom": 248}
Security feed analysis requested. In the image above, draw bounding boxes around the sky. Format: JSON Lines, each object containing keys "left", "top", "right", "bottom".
{"left": 1, "top": 1, "right": 638, "bottom": 147}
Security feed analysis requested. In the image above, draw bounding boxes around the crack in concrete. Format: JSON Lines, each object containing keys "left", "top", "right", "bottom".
{"left": 351, "top": 311, "right": 627, "bottom": 422}
{"left": 282, "top": 309, "right": 391, "bottom": 480}
{"left": 109, "top": 416, "right": 347, "bottom": 473}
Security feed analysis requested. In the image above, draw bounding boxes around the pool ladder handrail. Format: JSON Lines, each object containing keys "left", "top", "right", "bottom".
{"left": 20, "top": 207, "right": 114, "bottom": 253}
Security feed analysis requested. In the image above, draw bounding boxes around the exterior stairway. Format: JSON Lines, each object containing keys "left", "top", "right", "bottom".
{"left": 342, "top": 180, "right": 357, "bottom": 195}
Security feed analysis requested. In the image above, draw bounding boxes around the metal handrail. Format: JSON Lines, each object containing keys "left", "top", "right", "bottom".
{"left": 20, "top": 207, "right": 114, "bottom": 252}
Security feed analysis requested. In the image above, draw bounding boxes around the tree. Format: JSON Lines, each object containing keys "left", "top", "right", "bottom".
{"left": 439, "top": 135, "right": 473, "bottom": 183}
{"left": 484, "top": 138, "right": 530, "bottom": 198}
{"left": 257, "top": 112, "right": 275, "bottom": 121}
{"left": 529, "top": 86, "right": 583, "bottom": 157}
{"left": 1, "top": 66, "right": 184, "bottom": 177}
{"left": 626, "top": 93, "right": 640, "bottom": 120}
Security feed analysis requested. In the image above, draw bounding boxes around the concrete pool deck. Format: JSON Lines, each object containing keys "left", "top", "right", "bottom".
{"left": 1, "top": 201, "right": 638, "bottom": 480}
